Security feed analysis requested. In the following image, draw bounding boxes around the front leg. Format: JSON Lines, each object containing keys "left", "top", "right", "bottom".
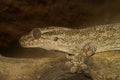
{"left": 65, "top": 40, "right": 97, "bottom": 73}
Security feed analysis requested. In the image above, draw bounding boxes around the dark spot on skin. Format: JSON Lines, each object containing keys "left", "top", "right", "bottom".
{"left": 53, "top": 37, "right": 58, "bottom": 41}
{"left": 68, "top": 54, "right": 74, "bottom": 56}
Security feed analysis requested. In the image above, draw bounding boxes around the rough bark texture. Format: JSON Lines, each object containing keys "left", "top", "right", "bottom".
{"left": 87, "top": 51, "right": 120, "bottom": 80}
{"left": 0, "top": 51, "right": 88, "bottom": 80}
{"left": 0, "top": 51, "right": 120, "bottom": 80}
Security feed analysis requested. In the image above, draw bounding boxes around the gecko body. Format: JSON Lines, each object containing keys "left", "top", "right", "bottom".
{"left": 19, "top": 23, "right": 120, "bottom": 73}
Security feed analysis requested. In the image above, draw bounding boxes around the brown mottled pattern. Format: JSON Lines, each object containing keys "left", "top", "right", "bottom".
{"left": 19, "top": 23, "right": 120, "bottom": 54}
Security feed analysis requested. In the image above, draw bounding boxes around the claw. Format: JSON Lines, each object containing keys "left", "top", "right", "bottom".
{"left": 70, "top": 66, "right": 77, "bottom": 73}
{"left": 80, "top": 63, "right": 88, "bottom": 70}
{"left": 65, "top": 61, "right": 74, "bottom": 67}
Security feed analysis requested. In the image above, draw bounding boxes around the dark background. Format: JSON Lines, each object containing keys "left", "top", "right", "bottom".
{"left": 0, "top": 0, "right": 120, "bottom": 49}
{"left": 0, "top": 1, "right": 119, "bottom": 79}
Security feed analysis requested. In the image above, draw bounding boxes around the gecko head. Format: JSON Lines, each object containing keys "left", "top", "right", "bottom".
{"left": 19, "top": 27, "right": 72, "bottom": 53}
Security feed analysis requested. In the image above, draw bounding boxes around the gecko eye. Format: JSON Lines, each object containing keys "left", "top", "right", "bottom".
{"left": 53, "top": 37, "right": 58, "bottom": 41}
{"left": 32, "top": 28, "right": 41, "bottom": 39}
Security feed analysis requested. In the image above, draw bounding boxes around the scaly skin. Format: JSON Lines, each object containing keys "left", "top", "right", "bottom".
{"left": 19, "top": 23, "right": 120, "bottom": 73}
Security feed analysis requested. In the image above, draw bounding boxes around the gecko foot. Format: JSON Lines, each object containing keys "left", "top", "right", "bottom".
{"left": 81, "top": 41, "right": 96, "bottom": 58}
{"left": 66, "top": 40, "right": 96, "bottom": 73}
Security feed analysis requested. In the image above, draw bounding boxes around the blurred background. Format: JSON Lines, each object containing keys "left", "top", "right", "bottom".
{"left": 0, "top": 0, "right": 120, "bottom": 56}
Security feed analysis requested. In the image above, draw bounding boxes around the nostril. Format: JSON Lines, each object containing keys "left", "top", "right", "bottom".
{"left": 32, "top": 28, "right": 41, "bottom": 39}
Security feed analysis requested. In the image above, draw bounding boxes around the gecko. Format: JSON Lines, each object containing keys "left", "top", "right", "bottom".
{"left": 19, "top": 23, "right": 120, "bottom": 73}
